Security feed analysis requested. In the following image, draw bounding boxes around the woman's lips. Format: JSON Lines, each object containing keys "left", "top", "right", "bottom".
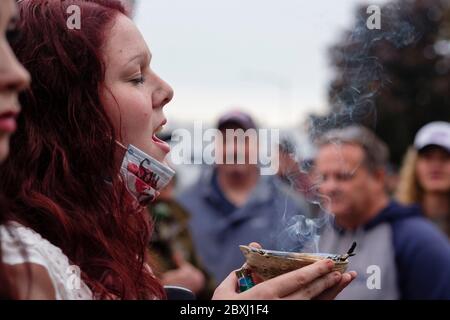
{"left": 152, "top": 133, "right": 170, "bottom": 153}
{"left": 0, "top": 111, "right": 18, "bottom": 133}
{"left": 428, "top": 172, "right": 444, "bottom": 180}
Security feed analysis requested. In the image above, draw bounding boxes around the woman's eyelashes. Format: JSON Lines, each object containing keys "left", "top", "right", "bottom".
{"left": 131, "top": 75, "right": 146, "bottom": 85}
{"left": 129, "top": 65, "right": 151, "bottom": 86}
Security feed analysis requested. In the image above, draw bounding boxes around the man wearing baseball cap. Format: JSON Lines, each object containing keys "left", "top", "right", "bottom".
{"left": 216, "top": 110, "right": 257, "bottom": 131}
{"left": 178, "top": 110, "right": 306, "bottom": 283}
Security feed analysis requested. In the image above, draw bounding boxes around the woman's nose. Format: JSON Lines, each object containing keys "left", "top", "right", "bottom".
{"left": 0, "top": 46, "right": 31, "bottom": 93}
{"left": 152, "top": 76, "right": 174, "bottom": 109}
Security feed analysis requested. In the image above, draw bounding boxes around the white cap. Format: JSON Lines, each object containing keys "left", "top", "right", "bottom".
{"left": 414, "top": 121, "right": 450, "bottom": 153}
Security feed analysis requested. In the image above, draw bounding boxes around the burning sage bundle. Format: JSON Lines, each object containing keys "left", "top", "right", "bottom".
{"left": 239, "top": 242, "right": 356, "bottom": 281}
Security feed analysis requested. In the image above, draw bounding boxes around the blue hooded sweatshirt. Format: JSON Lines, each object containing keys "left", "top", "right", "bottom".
{"left": 319, "top": 201, "right": 450, "bottom": 299}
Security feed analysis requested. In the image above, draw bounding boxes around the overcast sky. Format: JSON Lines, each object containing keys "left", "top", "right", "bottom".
{"left": 134, "top": 0, "right": 388, "bottom": 129}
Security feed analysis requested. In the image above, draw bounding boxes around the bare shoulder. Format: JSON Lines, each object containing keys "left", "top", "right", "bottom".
{"left": 4, "top": 263, "right": 56, "bottom": 300}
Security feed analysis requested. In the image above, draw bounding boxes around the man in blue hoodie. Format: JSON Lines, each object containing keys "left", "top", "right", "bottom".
{"left": 314, "top": 125, "right": 450, "bottom": 299}
{"left": 178, "top": 111, "right": 306, "bottom": 283}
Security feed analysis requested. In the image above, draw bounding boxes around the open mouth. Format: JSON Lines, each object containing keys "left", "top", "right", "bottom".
{"left": 151, "top": 122, "right": 170, "bottom": 154}
{"left": 0, "top": 111, "right": 19, "bottom": 133}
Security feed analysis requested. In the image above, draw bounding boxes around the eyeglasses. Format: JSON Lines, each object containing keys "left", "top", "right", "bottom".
{"left": 316, "top": 161, "right": 363, "bottom": 183}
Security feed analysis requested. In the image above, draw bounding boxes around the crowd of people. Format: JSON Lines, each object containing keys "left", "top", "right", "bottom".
{"left": 0, "top": 0, "right": 448, "bottom": 300}
{"left": 157, "top": 113, "right": 450, "bottom": 300}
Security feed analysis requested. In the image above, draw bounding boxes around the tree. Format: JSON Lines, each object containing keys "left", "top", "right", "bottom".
{"left": 313, "top": 0, "right": 450, "bottom": 166}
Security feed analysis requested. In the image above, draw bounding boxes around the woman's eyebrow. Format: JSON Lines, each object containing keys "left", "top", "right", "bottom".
{"left": 125, "top": 51, "right": 152, "bottom": 66}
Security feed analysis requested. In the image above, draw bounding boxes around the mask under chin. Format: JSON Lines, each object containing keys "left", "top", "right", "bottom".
{"left": 119, "top": 144, "right": 175, "bottom": 205}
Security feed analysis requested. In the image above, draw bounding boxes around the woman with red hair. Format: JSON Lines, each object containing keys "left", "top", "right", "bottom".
{"left": 0, "top": 0, "right": 355, "bottom": 299}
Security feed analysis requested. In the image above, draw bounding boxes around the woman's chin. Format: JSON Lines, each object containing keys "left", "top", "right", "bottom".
{"left": 148, "top": 144, "right": 170, "bottom": 163}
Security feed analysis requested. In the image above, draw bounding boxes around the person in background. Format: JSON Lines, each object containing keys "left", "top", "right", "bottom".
{"left": 177, "top": 111, "right": 305, "bottom": 282}
{"left": 385, "top": 163, "right": 400, "bottom": 196}
{"left": 277, "top": 137, "right": 322, "bottom": 218}
{"left": 277, "top": 136, "right": 298, "bottom": 186}
{"left": 315, "top": 125, "right": 450, "bottom": 299}
{"left": 396, "top": 121, "right": 450, "bottom": 238}
{"left": 147, "top": 174, "right": 216, "bottom": 299}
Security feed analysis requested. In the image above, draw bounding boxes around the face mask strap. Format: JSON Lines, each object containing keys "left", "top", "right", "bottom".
{"left": 115, "top": 140, "right": 128, "bottom": 151}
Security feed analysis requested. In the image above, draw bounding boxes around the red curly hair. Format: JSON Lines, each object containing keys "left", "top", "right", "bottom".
{"left": 0, "top": 0, "right": 165, "bottom": 299}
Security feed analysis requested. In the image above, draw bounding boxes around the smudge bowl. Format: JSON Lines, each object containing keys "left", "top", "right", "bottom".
{"left": 239, "top": 244, "right": 356, "bottom": 280}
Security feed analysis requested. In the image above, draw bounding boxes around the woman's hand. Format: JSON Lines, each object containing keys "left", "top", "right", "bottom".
{"left": 212, "top": 243, "right": 357, "bottom": 300}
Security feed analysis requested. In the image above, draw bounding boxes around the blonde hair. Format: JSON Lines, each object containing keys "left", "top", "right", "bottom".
{"left": 395, "top": 147, "right": 423, "bottom": 204}
{"left": 397, "top": 146, "right": 450, "bottom": 238}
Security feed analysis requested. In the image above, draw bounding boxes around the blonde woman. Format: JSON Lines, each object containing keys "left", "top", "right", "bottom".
{"left": 396, "top": 122, "right": 450, "bottom": 238}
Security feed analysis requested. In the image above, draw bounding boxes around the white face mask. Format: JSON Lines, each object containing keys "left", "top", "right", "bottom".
{"left": 119, "top": 144, "right": 175, "bottom": 206}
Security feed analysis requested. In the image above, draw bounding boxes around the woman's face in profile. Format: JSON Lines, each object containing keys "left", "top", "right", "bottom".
{"left": 0, "top": 0, "right": 30, "bottom": 163}
{"left": 100, "top": 13, "right": 174, "bottom": 164}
